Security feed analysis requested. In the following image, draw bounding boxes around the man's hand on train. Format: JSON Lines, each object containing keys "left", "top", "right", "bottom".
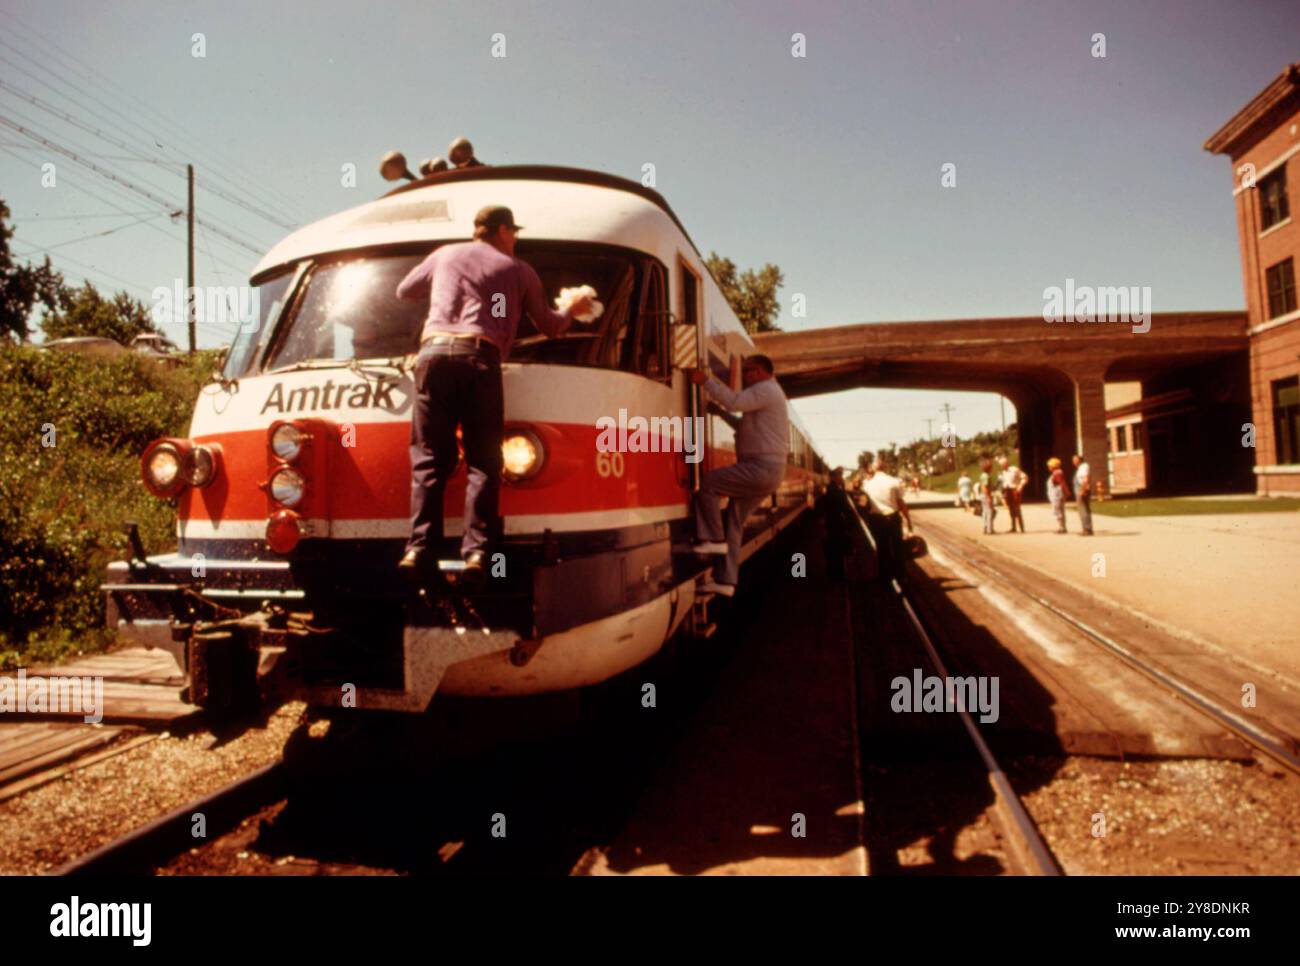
{"left": 567, "top": 294, "right": 594, "bottom": 319}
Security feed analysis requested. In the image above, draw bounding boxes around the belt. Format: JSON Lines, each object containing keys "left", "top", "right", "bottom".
{"left": 421, "top": 332, "right": 500, "bottom": 351}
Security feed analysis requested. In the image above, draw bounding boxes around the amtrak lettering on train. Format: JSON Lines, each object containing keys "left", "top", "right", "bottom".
{"left": 260, "top": 377, "right": 402, "bottom": 414}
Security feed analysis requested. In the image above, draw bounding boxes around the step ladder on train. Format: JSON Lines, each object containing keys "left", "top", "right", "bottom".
{"left": 687, "top": 575, "right": 720, "bottom": 639}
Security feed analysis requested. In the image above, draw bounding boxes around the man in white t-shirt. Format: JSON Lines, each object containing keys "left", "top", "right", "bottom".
{"left": 998, "top": 456, "right": 1028, "bottom": 533}
{"left": 1072, "top": 454, "right": 1093, "bottom": 535}
{"left": 861, "top": 460, "right": 912, "bottom": 582}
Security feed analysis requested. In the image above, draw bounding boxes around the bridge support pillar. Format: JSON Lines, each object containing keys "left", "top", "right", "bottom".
{"left": 1071, "top": 369, "right": 1110, "bottom": 498}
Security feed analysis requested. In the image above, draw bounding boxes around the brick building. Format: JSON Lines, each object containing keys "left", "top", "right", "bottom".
{"left": 1206, "top": 63, "right": 1300, "bottom": 496}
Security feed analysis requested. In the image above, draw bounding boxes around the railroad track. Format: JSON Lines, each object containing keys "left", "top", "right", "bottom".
{"left": 55, "top": 763, "right": 287, "bottom": 876}
{"left": 845, "top": 494, "right": 1063, "bottom": 876}
{"left": 917, "top": 523, "right": 1300, "bottom": 779}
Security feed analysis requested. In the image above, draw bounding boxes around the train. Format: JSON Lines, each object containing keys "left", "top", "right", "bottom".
{"left": 103, "top": 160, "right": 827, "bottom": 716}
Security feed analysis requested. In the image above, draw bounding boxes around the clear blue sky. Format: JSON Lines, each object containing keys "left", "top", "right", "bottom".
{"left": 2, "top": 0, "right": 1297, "bottom": 468}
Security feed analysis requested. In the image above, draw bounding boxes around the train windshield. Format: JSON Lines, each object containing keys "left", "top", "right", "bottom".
{"left": 256, "top": 244, "right": 646, "bottom": 374}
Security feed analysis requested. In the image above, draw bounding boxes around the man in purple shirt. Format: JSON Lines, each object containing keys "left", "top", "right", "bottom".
{"left": 395, "top": 205, "right": 591, "bottom": 587}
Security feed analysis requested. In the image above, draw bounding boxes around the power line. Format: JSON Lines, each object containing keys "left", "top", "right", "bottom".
{"left": 0, "top": 77, "right": 299, "bottom": 232}
{"left": 0, "top": 33, "right": 297, "bottom": 222}
{"left": 0, "top": 51, "right": 300, "bottom": 242}
{"left": 14, "top": 211, "right": 166, "bottom": 254}
{"left": 7, "top": 208, "right": 159, "bottom": 221}
{"left": 0, "top": 114, "right": 265, "bottom": 256}
{"left": 0, "top": 142, "right": 183, "bottom": 244}
{"left": 0, "top": 15, "right": 308, "bottom": 226}
{"left": 16, "top": 247, "right": 156, "bottom": 298}
{"left": 1, "top": 144, "right": 246, "bottom": 302}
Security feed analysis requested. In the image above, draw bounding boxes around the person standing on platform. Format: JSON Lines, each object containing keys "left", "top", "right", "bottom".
{"left": 1073, "top": 454, "right": 1094, "bottom": 536}
{"left": 957, "top": 471, "right": 973, "bottom": 509}
{"left": 1047, "top": 457, "right": 1070, "bottom": 533}
{"left": 999, "top": 456, "right": 1027, "bottom": 533}
{"left": 977, "top": 458, "right": 997, "bottom": 535}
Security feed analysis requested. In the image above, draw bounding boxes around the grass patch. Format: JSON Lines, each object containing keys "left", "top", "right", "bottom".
{"left": 1093, "top": 496, "right": 1300, "bottom": 517}
{"left": 927, "top": 460, "right": 987, "bottom": 493}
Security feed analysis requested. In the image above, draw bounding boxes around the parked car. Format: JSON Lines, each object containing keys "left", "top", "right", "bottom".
{"left": 130, "top": 333, "right": 181, "bottom": 357}
{"left": 41, "top": 336, "right": 129, "bottom": 360}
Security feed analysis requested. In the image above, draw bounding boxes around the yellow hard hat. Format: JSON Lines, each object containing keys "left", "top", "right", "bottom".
{"left": 1047, "top": 457, "right": 1061, "bottom": 469}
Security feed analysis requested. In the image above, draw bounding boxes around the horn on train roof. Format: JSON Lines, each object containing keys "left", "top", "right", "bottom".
{"left": 379, "top": 150, "right": 416, "bottom": 182}
{"left": 418, "top": 157, "right": 449, "bottom": 177}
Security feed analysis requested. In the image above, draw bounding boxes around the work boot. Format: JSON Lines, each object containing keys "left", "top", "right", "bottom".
{"left": 461, "top": 550, "right": 488, "bottom": 592}
{"left": 400, "top": 548, "right": 448, "bottom": 593}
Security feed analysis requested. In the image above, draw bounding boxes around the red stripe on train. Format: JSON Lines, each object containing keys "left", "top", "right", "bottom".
{"left": 180, "top": 421, "right": 697, "bottom": 523}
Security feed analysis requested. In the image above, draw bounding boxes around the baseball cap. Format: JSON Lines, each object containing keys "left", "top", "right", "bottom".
{"left": 474, "top": 205, "right": 522, "bottom": 231}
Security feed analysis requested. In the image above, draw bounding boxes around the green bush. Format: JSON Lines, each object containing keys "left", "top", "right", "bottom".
{"left": 0, "top": 345, "right": 219, "bottom": 666}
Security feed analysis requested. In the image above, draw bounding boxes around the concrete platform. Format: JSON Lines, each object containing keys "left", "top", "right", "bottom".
{"left": 912, "top": 501, "right": 1300, "bottom": 689}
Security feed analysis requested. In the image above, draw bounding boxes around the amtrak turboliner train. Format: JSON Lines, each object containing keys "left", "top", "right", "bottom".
{"left": 104, "top": 162, "right": 825, "bottom": 716}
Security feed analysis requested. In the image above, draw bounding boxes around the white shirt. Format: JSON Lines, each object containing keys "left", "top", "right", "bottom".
{"left": 1074, "top": 461, "right": 1091, "bottom": 492}
{"left": 999, "top": 466, "right": 1025, "bottom": 489}
{"left": 862, "top": 472, "right": 904, "bottom": 516}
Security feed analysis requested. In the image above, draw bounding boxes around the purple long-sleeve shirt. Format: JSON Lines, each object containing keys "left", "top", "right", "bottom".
{"left": 396, "top": 240, "right": 572, "bottom": 359}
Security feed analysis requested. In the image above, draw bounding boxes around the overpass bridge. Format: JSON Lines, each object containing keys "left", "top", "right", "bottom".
{"left": 754, "top": 311, "right": 1250, "bottom": 495}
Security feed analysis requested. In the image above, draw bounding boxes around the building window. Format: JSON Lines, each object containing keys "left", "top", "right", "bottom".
{"left": 1274, "top": 376, "right": 1300, "bottom": 465}
{"left": 1130, "top": 422, "right": 1144, "bottom": 452}
{"left": 1260, "top": 165, "right": 1289, "bottom": 231}
{"left": 1266, "top": 258, "right": 1297, "bottom": 319}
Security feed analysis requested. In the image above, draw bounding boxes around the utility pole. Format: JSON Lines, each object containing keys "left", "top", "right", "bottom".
{"left": 187, "top": 163, "right": 195, "bottom": 355}
{"left": 1000, "top": 396, "right": 1006, "bottom": 432}
{"left": 924, "top": 418, "right": 934, "bottom": 439}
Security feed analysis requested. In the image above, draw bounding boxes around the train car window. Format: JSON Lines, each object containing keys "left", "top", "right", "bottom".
{"left": 622, "top": 261, "right": 668, "bottom": 380}
{"left": 266, "top": 254, "right": 425, "bottom": 370}
{"left": 223, "top": 269, "right": 295, "bottom": 378}
{"left": 262, "top": 244, "right": 644, "bottom": 373}
{"left": 509, "top": 246, "right": 638, "bottom": 369}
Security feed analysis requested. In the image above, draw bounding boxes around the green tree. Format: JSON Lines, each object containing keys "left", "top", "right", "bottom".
{"left": 0, "top": 198, "right": 63, "bottom": 342}
{"left": 704, "top": 252, "right": 784, "bottom": 334}
{"left": 42, "top": 280, "right": 158, "bottom": 344}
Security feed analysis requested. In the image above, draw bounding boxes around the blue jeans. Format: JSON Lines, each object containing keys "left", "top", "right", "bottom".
{"left": 407, "top": 341, "right": 503, "bottom": 558}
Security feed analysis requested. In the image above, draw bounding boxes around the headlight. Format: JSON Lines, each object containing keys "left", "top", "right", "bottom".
{"left": 502, "top": 431, "right": 543, "bottom": 481}
{"left": 270, "top": 422, "right": 306, "bottom": 462}
{"left": 183, "top": 445, "right": 217, "bottom": 487}
{"left": 142, "top": 442, "right": 185, "bottom": 497}
{"left": 269, "top": 466, "right": 305, "bottom": 507}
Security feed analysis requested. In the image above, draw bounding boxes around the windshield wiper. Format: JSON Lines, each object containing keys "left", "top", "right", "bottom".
{"left": 268, "top": 356, "right": 411, "bottom": 376}
{"left": 267, "top": 359, "right": 353, "bottom": 375}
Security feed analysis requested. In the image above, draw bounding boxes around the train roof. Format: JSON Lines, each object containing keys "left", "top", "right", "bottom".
{"left": 251, "top": 165, "right": 701, "bottom": 283}
{"left": 248, "top": 164, "right": 822, "bottom": 462}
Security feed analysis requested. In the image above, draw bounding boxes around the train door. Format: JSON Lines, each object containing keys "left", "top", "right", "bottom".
{"left": 677, "top": 256, "right": 705, "bottom": 489}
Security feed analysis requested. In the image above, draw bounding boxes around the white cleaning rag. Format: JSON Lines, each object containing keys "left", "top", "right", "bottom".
{"left": 554, "top": 285, "right": 604, "bottom": 324}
